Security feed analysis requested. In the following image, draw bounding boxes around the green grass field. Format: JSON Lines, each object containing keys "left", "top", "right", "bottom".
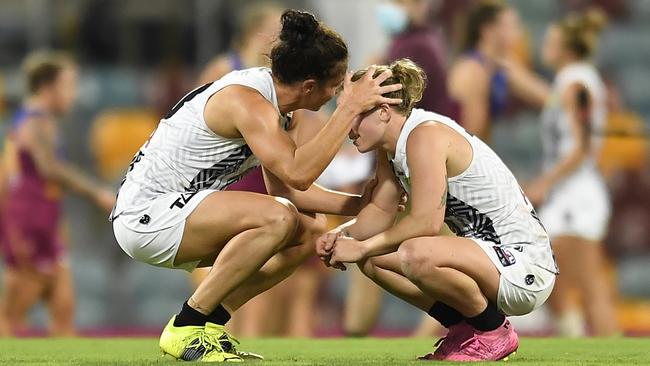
{"left": 0, "top": 337, "right": 649, "bottom": 365}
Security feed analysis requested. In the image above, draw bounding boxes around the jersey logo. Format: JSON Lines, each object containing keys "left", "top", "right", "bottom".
{"left": 525, "top": 274, "right": 535, "bottom": 286}
{"left": 444, "top": 193, "right": 501, "bottom": 244}
{"left": 493, "top": 246, "right": 516, "bottom": 267}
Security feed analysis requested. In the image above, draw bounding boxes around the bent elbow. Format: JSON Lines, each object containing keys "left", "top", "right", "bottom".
{"left": 286, "top": 176, "right": 312, "bottom": 191}
{"left": 412, "top": 214, "right": 442, "bottom": 237}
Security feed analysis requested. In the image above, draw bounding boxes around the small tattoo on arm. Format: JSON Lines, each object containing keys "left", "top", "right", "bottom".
{"left": 438, "top": 174, "right": 448, "bottom": 209}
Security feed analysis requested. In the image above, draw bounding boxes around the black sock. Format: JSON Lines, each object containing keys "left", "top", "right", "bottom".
{"left": 427, "top": 302, "right": 464, "bottom": 328}
{"left": 207, "top": 304, "right": 231, "bottom": 326}
{"left": 174, "top": 301, "right": 208, "bottom": 327}
{"left": 466, "top": 302, "right": 505, "bottom": 332}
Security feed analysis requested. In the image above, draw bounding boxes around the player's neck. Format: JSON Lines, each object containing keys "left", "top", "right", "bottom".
{"left": 476, "top": 42, "right": 498, "bottom": 66}
{"left": 24, "top": 95, "right": 53, "bottom": 116}
{"left": 272, "top": 77, "right": 301, "bottom": 115}
{"left": 381, "top": 114, "right": 407, "bottom": 154}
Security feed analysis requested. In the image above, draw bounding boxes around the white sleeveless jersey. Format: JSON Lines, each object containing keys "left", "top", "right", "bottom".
{"left": 389, "top": 109, "right": 558, "bottom": 275}
{"left": 541, "top": 62, "right": 607, "bottom": 177}
{"left": 112, "top": 67, "right": 290, "bottom": 220}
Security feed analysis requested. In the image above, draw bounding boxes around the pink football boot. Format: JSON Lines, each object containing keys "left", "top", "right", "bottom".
{"left": 418, "top": 322, "right": 475, "bottom": 361}
{"left": 445, "top": 319, "right": 519, "bottom": 362}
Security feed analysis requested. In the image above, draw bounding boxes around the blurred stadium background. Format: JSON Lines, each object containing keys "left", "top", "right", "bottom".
{"left": 0, "top": 0, "right": 649, "bottom": 338}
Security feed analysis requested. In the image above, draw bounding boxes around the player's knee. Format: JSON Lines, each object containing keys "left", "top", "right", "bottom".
{"left": 264, "top": 197, "right": 299, "bottom": 243}
{"left": 310, "top": 213, "right": 328, "bottom": 237}
{"left": 357, "top": 258, "right": 373, "bottom": 277}
{"left": 357, "top": 256, "right": 381, "bottom": 279}
{"left": 398, "top": 238, "right": 430, "bottom": 280}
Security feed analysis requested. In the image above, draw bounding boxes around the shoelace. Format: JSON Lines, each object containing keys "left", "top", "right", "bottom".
{"left": 434, "top": 337, "right": 446, "bottom": 348}
{"left": 183, "top": 330, "right": 223, "bottom": 354}
{"left": 217, "top": 331, "right": 241, "bottom": 354}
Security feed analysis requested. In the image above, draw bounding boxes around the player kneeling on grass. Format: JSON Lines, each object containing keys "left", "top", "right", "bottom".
{"left": 318, "top": 59, "right": 559, "bottom": 362}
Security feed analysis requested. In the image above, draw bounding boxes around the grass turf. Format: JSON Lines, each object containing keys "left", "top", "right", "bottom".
{"left": 0, "top": 337, "right": 648, "bottom": 365}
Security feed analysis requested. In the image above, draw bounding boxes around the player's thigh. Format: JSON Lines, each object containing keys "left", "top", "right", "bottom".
{"left": 176, "top": 191, "right": 299, "bottom": 264}
{"left": 399, "top": 236, "right": 501, "bottom": 303}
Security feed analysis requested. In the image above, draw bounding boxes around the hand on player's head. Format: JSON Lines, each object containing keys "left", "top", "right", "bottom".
{"left": 338, "top": 65, "right": 403, "bottom": 114}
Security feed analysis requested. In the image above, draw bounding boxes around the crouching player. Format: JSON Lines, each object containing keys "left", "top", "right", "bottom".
{"left": 318, "top": 59, "right": 558, "bottom": 362}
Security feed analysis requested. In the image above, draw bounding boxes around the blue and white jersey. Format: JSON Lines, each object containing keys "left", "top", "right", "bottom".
{"left": 112, "top": 67, "right": 290, "bottom": 226}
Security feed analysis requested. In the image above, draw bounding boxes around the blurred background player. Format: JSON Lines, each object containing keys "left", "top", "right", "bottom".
{"left": 448, "top": 1, "right": 549, "bottom": 142}
{"left": 0, "top": 52, "right": 115, "bottom": 336}
{"left": 526, "top": 9, "right": 619, "bottom": 337}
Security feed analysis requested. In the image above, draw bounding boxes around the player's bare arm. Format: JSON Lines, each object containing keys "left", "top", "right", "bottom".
{"left": 330, "top": 124, "right": 451, "bottom": 264}
{"left": 206, "top": 68, "right": 402, "bottom": 191}
{"left": 21, "top": 116, "right": 114, "bottom": 211}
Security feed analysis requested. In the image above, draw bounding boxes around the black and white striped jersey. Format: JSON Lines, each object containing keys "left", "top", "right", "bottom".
{"left": 389, "top": 108, "right": 558, "bottom": 276}
{"left": 112, "top": 67, "right": 289, "bottom": 224}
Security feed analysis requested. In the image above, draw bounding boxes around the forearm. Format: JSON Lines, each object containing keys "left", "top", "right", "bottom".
{"left": 288, "top": 105, "right": 359, "bottom": 186}
{"left": 283, "top": 184, "right": 362, "bottom": 216}
{"left": 507, "top": 63, "right": 550, "bottom": 108}
{"left": 265, "top": 168, "right": 362, "bottom": 215}
{"left": 539, "top": 149, "right": 588, "bottom": 187}
{"left": 51, "top": 162, "right": 99, "bottom": 200}
{"left": 362, "top": 214, "right": 440, "bottom": 257}
{"left": 345, "top": 203, "right": 396, "bottom": 241}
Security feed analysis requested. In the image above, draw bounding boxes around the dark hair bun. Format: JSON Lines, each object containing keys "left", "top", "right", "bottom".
{"left": 279, "top": 10, "right": 319, "bottom": 46}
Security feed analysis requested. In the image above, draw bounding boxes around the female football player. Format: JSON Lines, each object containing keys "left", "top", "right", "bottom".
{"left": 0, "top": 52, "right": 114, "bottom": 336}
{"left": 448, "top": 2, "right": 549, "bottom": 141}
{"left": 111, "top": 10, "right": 402, "bottom": 362}
{"left": 527, "top": 9, "right": 618, "bottom": 337}
{"left": 318, "top": 59, "right": 557, "bottom": 361}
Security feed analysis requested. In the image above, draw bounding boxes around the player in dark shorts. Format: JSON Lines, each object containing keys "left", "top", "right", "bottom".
{"left": 0, "top": 52, "right": 114, "bottom": 336}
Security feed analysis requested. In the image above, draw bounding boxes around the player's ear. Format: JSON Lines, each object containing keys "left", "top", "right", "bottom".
{"left": 301, "top": 79, "right": 317, "bottom": 96}
{"left": 378, "top": 104, "right": 392, "bottom": 123}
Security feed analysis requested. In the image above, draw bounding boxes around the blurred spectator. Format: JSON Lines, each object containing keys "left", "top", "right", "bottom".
{"left": 379, "top": 0, "right": 453, "bottom": 116}
{"left": 0, "top": 52, "right": 114, "bottom": 336}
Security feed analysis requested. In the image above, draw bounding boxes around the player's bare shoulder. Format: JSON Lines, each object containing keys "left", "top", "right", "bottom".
{"left": 204, "top": 84, "right": 279, "bottom": 139}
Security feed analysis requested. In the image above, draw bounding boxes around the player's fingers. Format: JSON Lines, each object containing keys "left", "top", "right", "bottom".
{"left": 373, "top": 69, "right": 393, "bottom": 84}
{"left": 364, "top": 65, "right": 378, "bottom": 81}
{"left": 344, "top": 70, "right": 353, "bottom": 86}
{"left": 378, "top": 96, "right": 403, "bottom": 105}
{"left": 377, "top": 82, "right": 403, "bottom": 94}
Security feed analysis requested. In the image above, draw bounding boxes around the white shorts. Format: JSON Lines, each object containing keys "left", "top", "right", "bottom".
{"left": 471, "top": 239, "right": 557, "bottom": 316}
{"left": 112, "top": 190, "right": 217, "bottom": 272}
{"left": 538, "top": 172, "right": 611, "bottom": 242}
